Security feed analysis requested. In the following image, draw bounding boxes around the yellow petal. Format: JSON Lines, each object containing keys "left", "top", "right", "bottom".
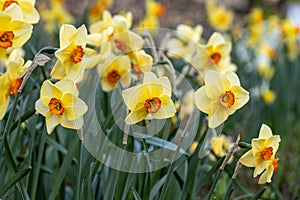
{"left": 258, "top": 124, "right": 273, "bottom": 139}
{"left": 222, "top": 71, "right": 240, "bottom": 86}
{"left": 45, "top": 112, "right": 61, "bottom": 134}
{"left": 125, "top": 108, "right": 148, "bottom": 124}
{"left": 0, "top": 93, "right": 10, "bottom": 120}
{"left": 208, "top": 102, "right": 228, "bottom": 128}
{"left": 10, "top": 21, "right": 33, "bottom": 48}
{"left": 62, "top": 93, "right": 88, "bottom": 120}
{"left": 59, "top": 24, "right": 77, "bottom": 47}
{"left": 61, "top": 115, "right": 84, "bottom": 130}
{"left": 40, "top": 80, "right": 63, "bottom": 105}
{"left": 122, "top": 85, "right": 143, "bottom": 111}
{"left": 266, "top": 135, "right": 281, "bottom": 154}
{"left": 239, "top": 149, "right": 256, "bottom": 167}
{"left": 35, "top": 99, "right": 48, "bottom": 116}
{"left": 193, "top": 86, "right": 210, "bottom": 114}
{"left": 253, "top": 160, "right": 267, "bottom": 177}
{"left": 204, "top": 70, "right": 228, "bottom": 99}
{"left": 55, "top": 80, "right": 78, "bottom": 96}
{"left": 50, "top": 60, "right": 67, "bottom": 80}
{"left": 19, "top": 1, "right": 40, "bottom": 24}
{"left": 258, "top": 162, "right": 274, "bottom": 184}
{"left": 230, "top": 86, "right": 249, "bottom": 110}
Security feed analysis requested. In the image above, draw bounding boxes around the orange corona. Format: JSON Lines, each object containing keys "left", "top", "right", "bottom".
{"left": 144, "top": 97, "right": 161, "bottom": 113}
{"left": 219, "top": 91, "right": 235, "bottom": 108}
{"left": 49, "top": 98, "right": 64, "bottom": 115}
{"left": 210, "top": 52, "right": 222, "bottom": 64}
{"left": 71, "top": 46, "right": 83, "bottom": 64}
{"left": 261, "top": 147, "right": 273, "bottom": 160}
{"left": 3, "top": 0, "right": 18, "bottom": 10}
{"left": 0, "top": 31, "right": 15, "bottom": 49}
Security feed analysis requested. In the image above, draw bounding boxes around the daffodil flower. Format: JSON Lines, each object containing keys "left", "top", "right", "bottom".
{"left": 39, "top": 0, "right": 74, "bottom": 33}
{"left": 128, "top": 50, "right": 153, "bottom": 78}
{"left": 122, "top": 72, "right": 176, "bottom": 124}
{"left": 206, "top": 0, "right": 233, "bottom": 32}
{"left": 191, "top": 32, "right": 236, "bottom": 77}
{"left": 97, "top": 55, "right": 132, "bottom": 92}
{"left": 166, "top": 24, "right": 203, "bottom": 61}
{"left": 0, "top": 6, "right": 32, "bottom": 59}
{"left": 0, "top": 0, "right": 40, "bottom": 24}
{"left": 35, "top": 80, "right": 88, "bottom": 134}
{"left": 193, "top": 70, "right": 249, "bottom": 128}
{"left": 239, "top": 124, "right": 281, "bottom": 184}
{"left": 210, "top": 134, "right": 232, "bottom": 157}
{"left": 0, "top": 53, "right": 31, "bottom": 119}
{"left": 51, "top": 24, "right": 88, "bottom": 82}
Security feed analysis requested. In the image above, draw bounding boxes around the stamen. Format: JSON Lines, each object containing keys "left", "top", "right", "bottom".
{"left": 107, "top": 70, "right": 120, "bottom": 83}
{"left": 71, "top": 46, "right": 83, "bottom": 64}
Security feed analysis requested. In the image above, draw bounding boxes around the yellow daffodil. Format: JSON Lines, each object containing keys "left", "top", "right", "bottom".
{"left": 191, "top": 32, "right": 236, "bottom": 77}
{"left": 39, "top": 0, "right": 74, "bottom": 33}
{"left": 35, "top": 80, "right": 88, "bottom": 134}
{"left": 97, "top": 55, "right": 132, "bottom": 92}
{"left": 122, "top": 72, "right": 176, "bottom": 124}
{"left": 88, "top": 0, "right": 112, "bottom": 24}
{"left": 146, "top": 0, "right": 165, "bottom": 18}
{"left": 261, "top": 89, "right": 276, "bottom": 105}
{"left": 51, "top": 24, "right": 88, "bottom": 82}
{"left": 0, "top": 54, "right": 31, "bottom": 119}
{"left": 128, "top": 50, "right": 153, "bottom": 78}
{"left": 89, "top": 10, "right": 132, "bottom": 38}
{"left": 206, "top": 0, "right": 233, "bottom": 32}
{"left": 0, "top": 8, "right": 32, "bottom": 59}
{"left": 258, "top": 65, "right": 275, "bottom": 80}
{"left": 249, "top": 7, "right": 264, "bottom": 25}
{"left": 166, "top": 24, "right": 203, "bottom": 60}
{"left": 189, "top": 141, "right": 198, "bottom": 154}
{"left": 210, "top": 134, "right": 232, "bottom": 157}
{"left": 239, "top": 124, "right": 281, "bottom": 184}
{"left": 193, "top": 70, "right": 249, "bottom": 128}
{"left": 0, "top": 0, "right": 40, "bottom": 24}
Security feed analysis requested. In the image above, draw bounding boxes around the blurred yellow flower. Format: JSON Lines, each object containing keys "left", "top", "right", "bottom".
{"left": 193, "top": 70, "right": 249, "bottom": 128}
{"left": 239, "top": 124, "right": 281, "bottom": 184}
{"left": 210, "top": 134, "right": 232, "bottom": 157}
{"left": 122, "top": 72, "right": 176, "bottom": 124}
{"left": 0, "top": 0, "right": 40, "bottom": 24}
{"left": 257, "top": 65, "right": 275, "bottom": 80}
{"left": 35, "top": 80, "right": 88, "bottom": 134}
{"left": 166, "top": 24, "right": 203, "bottom": 60}
{"left": 0, "top": 7, "right": 32, "bottom": 59}
{"left": 88, "top": 0, "right": 112, "bottom": 23}
{"left": 189, "top": 141, "right": 198, "bottom": 154}
{"left": 261, "top": 89, "right": 276, "bottom": 105}
{"left": 40, "top": 0, "right": 74, "bottom": 33}
{"left": 280, "top": 19, "right": 299, "bottom": 60}
{"left": 98, "top": 55, "right": 132, "bottom": 92}
{"left": 179, "top": 90, "right": 194, "bottom": 120}
{"left": 89, "top": 10, "right": 132, "bottom": 38}
{"left": 191, "top": 32, "right": 236, "bottom": 77}
{"left": 0, "top": 53, "right": 31, "bottom": 119}
{"left": 249, "top": 7, "right": 264, "bottom": 25}
{"left": 51, "top": 24, "right": 88, "bottom": 82}
{"left": 206, "top": 0, "right": 233, "bottom": 32}
{"left": 128, "top": 50, "right": 153, "bottom": 78}
{"left": 146, "top": 0, "right": 165, "bottom": 17}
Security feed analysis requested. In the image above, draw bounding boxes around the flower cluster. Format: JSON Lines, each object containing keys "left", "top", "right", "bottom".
{"left": 0, "top": 0, "right": 38, "bottom": 119}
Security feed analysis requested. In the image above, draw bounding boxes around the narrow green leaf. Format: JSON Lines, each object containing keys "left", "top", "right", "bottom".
{"left": 48, "top": 135, "right": 79, "bottom": 200}
{"left": 0, "top": 166, "right": 32, "bottom": 196}
{"left": 131, "top": 187, "right": 142, "bottom": 200}
{"left": 251, "top": 187, "right": 266, "bottom": 200}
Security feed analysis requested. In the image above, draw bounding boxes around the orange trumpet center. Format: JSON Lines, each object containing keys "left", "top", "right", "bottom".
{"left": 107, "top": 70, "right": 120, "bottom": 84}
{"left": 49, "top": 98, "right": 64, "bottom": 115}
{"left": 272, "top": 158, "right": 279, "bottom": 172}
{"left": 0, "top": 31, "right": 15, "bottom": 49}
{"left": 71, "top": 46, "right": 83, "bottom": 64}
{"left": 3, "top": 0, "right": 18, "bottom": 10}
{"left": 10, "top": 78, "right": 22, "bottom": 96}
{"left": 144, "top": 97, "right": 161, "bottom": 114}
{"left": 210, "top": 52, "right": 222, "bottom": 64}
{"left": 261, "top": 147, "right": 273, "bottom": 160}
{"left": 219, "top": 91, "right": 235, "bottom": 108}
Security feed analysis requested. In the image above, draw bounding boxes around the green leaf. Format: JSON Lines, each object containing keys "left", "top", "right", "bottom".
{"left": 0, "top": 166, "right": 32, "bottom": 197}
{"left": 131, "top": 187, "right": 142, "bottom": 200}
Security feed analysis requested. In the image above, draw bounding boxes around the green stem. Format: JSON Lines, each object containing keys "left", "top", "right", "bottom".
{"left": 206, "top": 169, "right": 222, "bottom": 200}
{"left": 238, "top": 142, "right": 252, "bottom": 149}
{"left": 75, "top": 140, "right": 83, "bottom": 200}
{"left": 159, "top": 137, "right": 184, "bottom": 200}
{"left": 30, "top": 127, "right": 47, "bottom": 199}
